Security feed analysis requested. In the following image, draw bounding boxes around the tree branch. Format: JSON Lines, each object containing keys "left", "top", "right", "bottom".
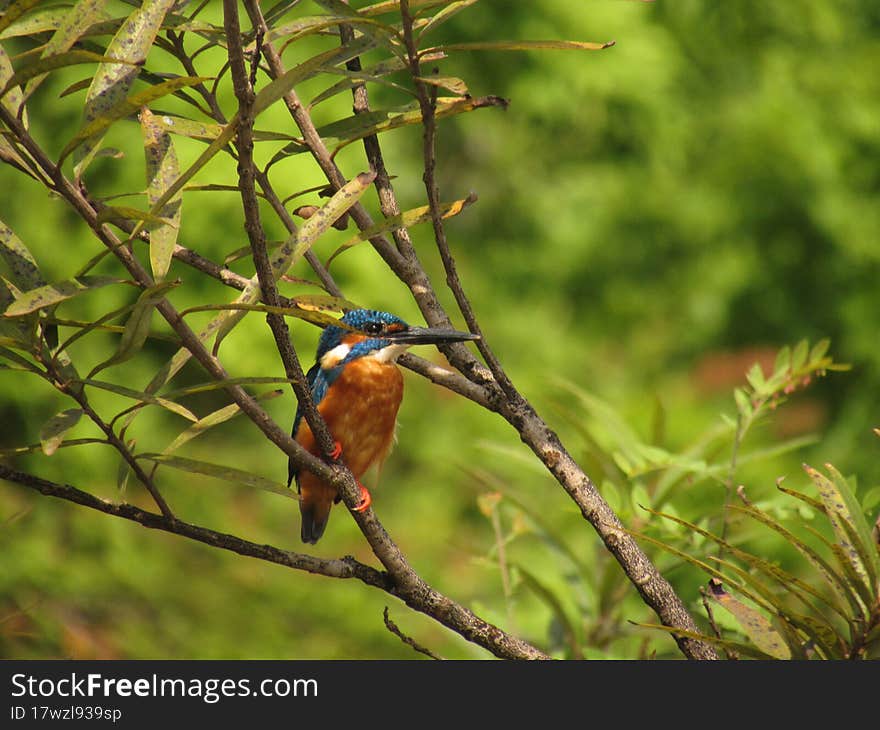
{"left": 0, "top": 465, "right": 548, "bottom": 659}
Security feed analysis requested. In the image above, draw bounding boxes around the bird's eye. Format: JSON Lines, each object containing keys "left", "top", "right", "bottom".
{"left": 362, "top": 321, "right": 383, "bottom": 335}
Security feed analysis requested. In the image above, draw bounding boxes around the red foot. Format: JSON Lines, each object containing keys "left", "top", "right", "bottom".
{"left": 329, "top": 440, "right": 343, "bottom": 460}
{"left": 352, "top": 482, "right": 372, "bottom": 513}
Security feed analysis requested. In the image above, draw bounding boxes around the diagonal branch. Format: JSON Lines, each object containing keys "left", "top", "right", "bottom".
{"left": 0, "top": 465, "right": 548, "bottom": 659}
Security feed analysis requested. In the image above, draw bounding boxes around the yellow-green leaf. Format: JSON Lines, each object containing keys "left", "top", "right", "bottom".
{"left": 71, "top": 0, "right": 177, "bottom": 178}
{"left": 3, "top": 275, "right": 125, "bottom": 317}
{"left": 87, "top": 280, "right": 179, "bottom": 378}
{"left": 0, "top": 0, "right": 44, "bottom": 37}
{"left": 39, "top": 408, "right": 83, "bottom": 456}
{"left": 140, "top": 107, "right": 181, "bottom": 281}
{"left": 424, "top": 39, "right": 616, "bottom": 55}
{"left": 137, "top": 453, "right": 295, "bottom": 498}
{"left": 2, "top": 50, "right": 133, "bottom": 101}
{"left": 75, "top": 377, "right": 197, "bottom": 422}
{"left": 707, "top": 579, "right": 792, "bottom": 659}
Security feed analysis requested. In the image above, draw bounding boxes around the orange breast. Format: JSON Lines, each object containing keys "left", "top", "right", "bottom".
{"left": 296, "top": 357, "right": 404, "bottom": 480}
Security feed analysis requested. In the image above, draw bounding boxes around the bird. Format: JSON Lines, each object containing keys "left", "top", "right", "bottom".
{"left": 289, "top": 308, "right": 479, "bottom": 544}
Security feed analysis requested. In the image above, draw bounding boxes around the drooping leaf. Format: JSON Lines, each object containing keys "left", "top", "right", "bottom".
{"left": 423, "top": 39, "right": 616, "bottom": 55}
{"left": 87, "top": 280, "right": 179, "bottom": 378}
{"left": 74, "top": 377, "right": 197, "bottom": 422}
{"left": 706, "top": 579, "right": 792, "bottom": 659}
{"left": 23, "top": 0, "right": 111, "bottom": 98}
{"left": 70, "top": 0, "right": 177, "bottom": 177}
{"left": 417, "top": 0, "right": 479, "bottom": 39}
{"left": 0, "top": 42, "right": 23, "bottom": 118}
{"left": 62, "top": 75, "right": 211, "bottom": 167}
{"left": 140, "top": 107, "right": 182, "bottom": 281}
{"left": 137, "top": 453, "right": 295, "bottom": 499}
{"left": 0, "top": 0, "right": 44, "bottom": 37}
{"left": 39, "top": 408, "right": 83, "bottom": 456}
{"left": 805, "top": 463, "right": 879, "bottom": 595}
{"left": 163, "top": 389, "right": 283, "bottom": 455}
{"left": 3, "top": 276, "right": 126, "bottom": 317}
{"left": 2, "top": 50, "right": 137, "bottom": 101}
{"left": 0, "top": 219, "right": 43, "bottom": 291}
{"left": 326, "top": 194, "right": 475, "bottom": 265}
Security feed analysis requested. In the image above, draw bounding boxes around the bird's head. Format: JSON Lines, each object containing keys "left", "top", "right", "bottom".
{"left": 316, "top": 309, "right": 479, "bottom": 371}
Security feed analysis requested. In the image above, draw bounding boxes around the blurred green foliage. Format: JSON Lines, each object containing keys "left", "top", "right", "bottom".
{"left": 1, "top": 0, "right": 878, "bottom": 659}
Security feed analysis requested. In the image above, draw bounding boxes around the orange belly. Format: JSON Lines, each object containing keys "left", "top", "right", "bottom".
{"left": 295, "top": 357, "right": 404, "bottom": 540}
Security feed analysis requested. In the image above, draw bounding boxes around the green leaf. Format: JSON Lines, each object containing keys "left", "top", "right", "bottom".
{"left": 733, "top": 387, "right": 752, "bottom": 419}
{"left": 139, "top": 107, "right": 181, "bottom": 281}
{"left": 327, "top": 194, "right": 475, "bottom": 265}
{"left": 805, "top": 463, "right": 879, "bottom": 595}
{"left": 0, "top": 437, "right": 105, "bottom": 457}
{"left": 2, "top": 50, "right": 135, "bottom": 101}
{"left": 0, "top": 42, "right": 23, "bottom": 118}
{"left": 415, "top": 74, "right": 469, "bottom": 96}
{"left": 424, "top": 39, "right": 616, "bottom": 55}
{"left": 633, "top": 622, "right": 781, "bottom": 660}
{"left": 72, "top": 0, "right": 175, "bottom": 180}
{"left": 791, "top": 339, "right": 809, "bottom": 372}
{"left": 70, "top": 0, "right": 177, "bottom": 177}
{"left": 3, "top": 276, "right": 125, "bottom": 317}
{"left": 74, "top": 377, "right": 197, "bottom": 422}
{"left": 706, "top": 580, "right": 792, "bottom": 659}
{"left": 137, "top": 453, "right": 295, "bottom": 499}
{"left": 23, "top": 0, "right": 111, "bottom": 98}
{"left": 0, "top": 219, "right": 43, "bottom": 291}
{"left": 163, "top": 389, "right": 283, "bottom": 455}
{"left": 62, "top": 75, "right": 211, "bottom": 168}
{"left": 87, "top": 280, "right": 179, "bottom": 378}
{"left": 0, "top": 0, "right": 44, "bottom": 37}
{"left": 39, "top": 408, "right": 83, "bottom": 456}
{"left": 270, "top": 96, "right": 508, "bottom": 162}
{"left": 94, "top": 205, "right": 177, "bottom": 228}
{"left": 252, "top": 35, "right": 380, "bottom": 117}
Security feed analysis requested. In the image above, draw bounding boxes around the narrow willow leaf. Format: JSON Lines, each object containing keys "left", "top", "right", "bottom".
{"left": 266, "top": 13, "right": 396, "bottom": 47}
{"left": 1, "top": 50, "right": 134, "bottom": 101}
{"left": 0, "top": 345, "right": 42, "bottom": 373}
{"left": 87, "top": 280, "right": 179, "bottom": 378}
{"left": 137, "top": 453, "right": 295, "bottom": 498}
{"left": 23, "top": 0, "right": 110, "bottom": 98}
{"left": 309, "top": 0, "right": 401, "bottom": 53}
{"left": 39, "top": 408, "right": 83, "bottom": 455}
{"left": 140, "top": 107, "right": 181, "bottom": 281}
{"left": 3, "top": 276, "right": 125, "bottom": 317}
{"left": 0, "top": 0, "right": 43, "bottom": 36}
{"left": 94, "top": 205, "right": 176, "bottom": 228}
{"left": 75, "top": 377, "right": 197, "bottom": 422}
{"left": 149, "top": 113, "right": 225, "bottom": 141}
{"left": 727, "top": 503, "right": 856, "bottom": 621}
{"left": 418, "top": 0, "right": 479, "bottom": 38}
{"left": 360, "top": 0, "right": 450, "bottom": 15}
{"left": 0, "top": 43, "right": 23, "bottom": 117}
{"left": 633, "top": 622, "right": 780, "bottom": 660}
{"left": 163, "top": 389, "right": 282, "bottom": 455}
{"left": 327, "top": 194, "right": 475, "bottom": 265}
{"left": 805, "top": 463, "right": 875, "bottom": 591}
{"left": 211, "top": 173, "right": 375, "bottom": 355}
{"left": 140, "top": 118, "right": 236, "bottom": 230}
{"left": 62, "top": 75, "right": 211, "bottom": 167}
{"left": 0, "top": 219, "right": 43, "bottom": 291}
{"left": 252, "top": 34, "right": 379, "bottom": 117}
{"left": 0, "top": 437, "right": 105, "bottom": 457}
{"left": 424, "top": 39, "right": 616, "bottom": 55}
{"left": 415, "top": 75, "right": 469, "bottom": 95}
{"left": 707, "top": 580, "right": 792, "bottom": 659}
{"left": 822, "top": 462, "right": 880, "bottom": 589}
{"left": 71, "top": 0, "right": 177, "bottom": 177}
{"left": 272, "top": 96, "right": 507, "bottom": 162}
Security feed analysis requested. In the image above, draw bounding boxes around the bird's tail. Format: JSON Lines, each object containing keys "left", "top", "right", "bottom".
{"left": 299, "top": 491, "right": 333, "bottom": 544}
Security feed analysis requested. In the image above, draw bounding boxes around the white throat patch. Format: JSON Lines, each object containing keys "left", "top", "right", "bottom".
{"left": 370, "top": 343, "right": 409, "bottom": 363}
{"left": 319, "top": 342, "right": 351, "bottom": 369}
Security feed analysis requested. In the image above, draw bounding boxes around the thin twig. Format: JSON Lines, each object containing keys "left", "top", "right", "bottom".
{"left": 383, "top": 607, "right": 443, "bottom": 660}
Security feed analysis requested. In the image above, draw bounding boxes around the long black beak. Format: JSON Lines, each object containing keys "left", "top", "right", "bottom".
{"left": 386, "top": 325, "right": 480, "bottom": 346}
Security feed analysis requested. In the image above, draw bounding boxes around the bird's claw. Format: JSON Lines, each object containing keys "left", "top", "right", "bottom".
{"left": 330, "top": 440, "right": 343, "bottom": 460}
{"left": 353, "top": 482, "right": 372, "bottom": 513}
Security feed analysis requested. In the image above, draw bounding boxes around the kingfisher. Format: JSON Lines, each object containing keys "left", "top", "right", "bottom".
{"left": 289, "top": 308, "right": 479, "bottom": 544}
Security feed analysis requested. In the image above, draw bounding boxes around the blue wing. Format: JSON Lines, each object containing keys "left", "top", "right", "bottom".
{"left": 287, "top": 362, "right": 334, "bottom": 488}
